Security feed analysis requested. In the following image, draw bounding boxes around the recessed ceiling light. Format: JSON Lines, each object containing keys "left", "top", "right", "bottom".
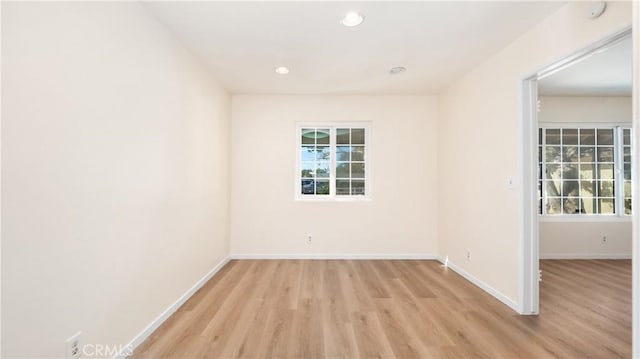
{"left": 389, "top": 66, "right": 406, "bottom": 74}
{"left": 275, "top": 66, "right": 290, "bottom": 75}
{"left": 341, "top": 12, "right": 364, "bottom": 27}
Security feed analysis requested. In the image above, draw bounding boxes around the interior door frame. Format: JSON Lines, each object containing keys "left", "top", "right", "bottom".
{"left": 632, "top": 4, "right": 639, "bottom": 357}
{"left": 520, "top": 27, "right": 633, "bottom": 316}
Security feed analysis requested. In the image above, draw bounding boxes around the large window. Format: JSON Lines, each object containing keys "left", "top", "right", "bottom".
{"left": 538, "top": 126, "right": 632, "bottom": 215}
{"left": 297, "top": 124, "right": 369, "bottom": 199}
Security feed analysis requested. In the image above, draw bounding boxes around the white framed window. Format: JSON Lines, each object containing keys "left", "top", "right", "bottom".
{"left": 538, "top": 125, "right": 632, "bottom": 216}
{"left": 296, "top": 123, "right": 370, "bottom": 200}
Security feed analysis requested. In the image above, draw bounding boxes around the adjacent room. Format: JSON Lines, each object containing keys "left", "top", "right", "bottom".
{"left": 536, "top": 34, "right": 633, "bottom": 359}
{"left": 2, "top": 1, "right": 638, "bottom": 358}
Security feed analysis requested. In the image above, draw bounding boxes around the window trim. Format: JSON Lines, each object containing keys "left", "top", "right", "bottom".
{"left": 295, "top": 122, "right": 372, "bottom": 201}
{"left": 538, "top": 122, "right": 632, "bottom": 217}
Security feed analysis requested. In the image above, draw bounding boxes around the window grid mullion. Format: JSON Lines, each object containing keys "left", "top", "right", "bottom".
{"left": 614, "top": 126, "right": 622, "bottom": 215}
{"left": 541, "top": 128, "right": 547, "bottom": 215}
{"left": 595, "top": 128, "right": 599, "bottom": 214}
{"left": 560, "top": 128, "right": 564, "bottom": 214}
{"left": 330, "top": 127, "right": 336, "bottom": 197}
{"left": 297, "top": 124, "right": 368, "bottom": 199}
{"left": 539, "top": 125, "right": 630, "bottom": 217}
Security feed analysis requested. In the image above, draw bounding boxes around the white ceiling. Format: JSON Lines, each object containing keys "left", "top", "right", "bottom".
{"left": 538, "top": 37, "right": 633, "bottom": 96}
{"left": 144, "top": 1, "right": 565, "bottom": 95}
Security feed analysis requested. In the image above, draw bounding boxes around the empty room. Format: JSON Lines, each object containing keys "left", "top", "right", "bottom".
{"left": 2, "top": 1, "right": 639, "bottom": 359}
{"left": 536, "top": 33, "right": 633, "bottom": 359}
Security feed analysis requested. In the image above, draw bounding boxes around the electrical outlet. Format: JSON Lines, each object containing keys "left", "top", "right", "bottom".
{"left": 307, "top": 234, "right": 312, "bottom": 243}
{"left": 466, "top": 249, "right": 471, "bottom": 260}
{"left": 66, "top": 332, "right": 82, "bottom": 359}
{"left": 602, "top": 235, "right": 607, "bottom": 244}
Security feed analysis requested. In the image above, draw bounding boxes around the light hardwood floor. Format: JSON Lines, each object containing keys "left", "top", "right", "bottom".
{"left": 133, "top": 259, "right": 631, "bottom": 358}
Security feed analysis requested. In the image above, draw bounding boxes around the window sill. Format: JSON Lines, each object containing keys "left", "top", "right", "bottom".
{"left": 539, "top": 215, "right": 632, "bottom": 223}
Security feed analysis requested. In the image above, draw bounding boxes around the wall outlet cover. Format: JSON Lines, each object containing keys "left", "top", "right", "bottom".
{"left": 66, "top": 332, "right": 82, "bottom": 359}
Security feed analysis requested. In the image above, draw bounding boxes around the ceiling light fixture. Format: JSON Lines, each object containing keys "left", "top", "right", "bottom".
{"left": 389, "top": 66, "right": 406, "bottom": 75}
{"left": 275, "top": 66, "right": 290, "bottom": 75}
{"left": 341, "top": 12, "right": 364, "bottom": 27}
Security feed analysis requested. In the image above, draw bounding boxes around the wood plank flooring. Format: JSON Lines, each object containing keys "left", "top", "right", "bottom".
{"left": 133, "top": 260, "right": 631, "bottom": 358}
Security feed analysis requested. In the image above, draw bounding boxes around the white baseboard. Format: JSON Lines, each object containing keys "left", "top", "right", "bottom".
{"left": 229, "top": 253, "right": 439, "bottom": 260}
{"left": 115, "top": 256, "right": 231, "bottom": 359}
{"left": 540, "top": 253, "right": 632, "bottom": 259}
{"left": 436, "top": 257, "right": 520, "bottom": 314}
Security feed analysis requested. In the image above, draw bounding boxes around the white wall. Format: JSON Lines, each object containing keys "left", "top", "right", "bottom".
{"left": 540, "top": 220, "right": 631, "bottom": 259}
{"left": 539, "top": 96, "right": 632, "bottom": 124}
{"left": 230, "top": 95, "right": 438, "bottom": 257}
{"left": 538, "top": 96, "right": 632, "bottom": 259}
{"left": 2, "top": 2, "right": 230, "bottom": 357}
{"left": 438, "top": 1, "right": 631, "bottom": 308}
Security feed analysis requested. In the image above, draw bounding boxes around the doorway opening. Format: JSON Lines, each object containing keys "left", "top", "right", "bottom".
{"left": 520, "top": 26, "right": 632, "bottom": 315}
